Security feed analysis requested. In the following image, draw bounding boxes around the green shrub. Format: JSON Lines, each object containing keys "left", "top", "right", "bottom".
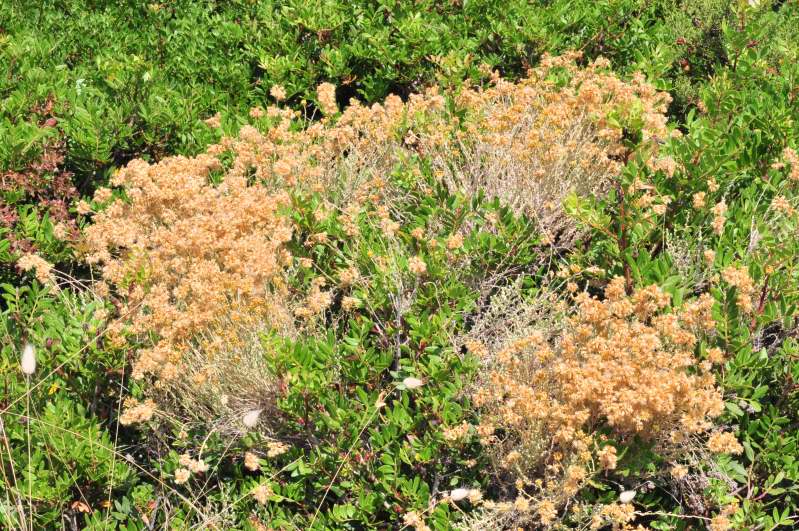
{"left": 0, "top": 283, "right": 145, "bottom": 528}
{"left": 2, "top": 0, "right": 799, "bottom": 529}
{"left": 3, "top": 0, "right": 785, "bottom": 278}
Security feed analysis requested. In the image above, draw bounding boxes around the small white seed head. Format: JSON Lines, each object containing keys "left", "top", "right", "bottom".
{"left": 402, "top": 377, "right": 424, "bottom": 390}
{"left": 449, "top": 488, "right": 470, "bottom": 502}
{"left": 242, "top": 409, "right": 262, "bottom": 429}
{"left": 21, "top": 343, "right": 36, "bottom": 376}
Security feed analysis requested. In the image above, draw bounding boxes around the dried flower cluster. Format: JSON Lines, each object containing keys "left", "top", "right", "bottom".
{"left": 174, "top": 452, "right": 210, "bottom": 484}
{"left": 192, "top": 53, "right": 668, "bottom": 241}
{"left": 712, "top": 200, "right": 727, "bottom": 235}
{"left": 707, "top": 431, "right": 744, "bottom": 455}
{"left": 316, "top": 82, "right": 338, "bottom": 116}
{"left": 721, "top": 265, "right": 755, "bottom": 313}
{"left": 774, "top": 146, "right": 799, "bottom": 181}
{"left": 17, "top": 253, "right": 56, "bottom": 286}
{"left": 468, "top": 277, "right": 727, "bottom": 526}
{"left": 89, "top": 53, "right": 665, "bottom": 382}
{"left": 119, "top": 398, "right": 156, "bottom": 425}
{"left": 429, "top": 52, "right": 672, "bottom": 244}
{"left": 83, "top": 156, "right": 295, "bottom": 380}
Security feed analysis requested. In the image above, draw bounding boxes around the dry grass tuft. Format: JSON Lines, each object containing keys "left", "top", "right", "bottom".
{"left": 156, "top": 305, "right": 289, "bottom": 438}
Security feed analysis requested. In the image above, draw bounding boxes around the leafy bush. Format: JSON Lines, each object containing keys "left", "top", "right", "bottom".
{"left": 82, "top": 56, "right": 669, "bottom": 383}
{"left": 0, "top": 283, "right": 142, "bottom": 528}
{"left": 3, "top": 0, "right": 799, "bottom": 529}
{"left": 0, "top": 0, "right": 777, "bottom": 276}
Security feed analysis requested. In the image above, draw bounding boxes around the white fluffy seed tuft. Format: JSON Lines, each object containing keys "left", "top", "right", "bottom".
{"left": 242, "top": 409, "right": 263, "bottom": 429}
{"left": 21, "top": 343, "right": 36, "bottom": 376}
{"left": 402, "top": 377, "right": 424, "bottom": 390}
{"left": 449, "top": 488, "right": 470, "bottom": 501}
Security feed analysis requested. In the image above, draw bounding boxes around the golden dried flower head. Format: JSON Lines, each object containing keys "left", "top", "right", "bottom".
{"left": 782, "top": 147, "right": 799, "bottom": 181}
{"left": 252, "top": 483, "right": 273, "bottom": 505}
{"left": 76, "top": 199, "right": 93, "bottom": 215}
{"left": 244, "top": 451, "right": 261, "bottom": 471}
{"left": 266, "top": 441, "right": 290, "bottom": 458}
{"left": 693, "top": 191, "right": 706, "bottom": 208}
{"left": 317, "top": 82, "right": 338, "bottom": 115}
{"left": 18, "top": 253, "right": 56, "bottom": 286}
{"left": 537, "top": 500, "right": 557, "bottom": 526}
{"left": 204, "top": 112, "right": 222, "bottom": 128}
{"left": 706, "top": 347, "right": 725, "bottom": 364}
{"left": 119, "top": 399, "right": 156, "bottom": 425}
{"left": 598, "top": 445, "right": 617, "bottom": 470}
{"left": 513, "top": 495, "right": 531, "bottom": 512}
{"left": 648, "top": 156, "right": 678, "bottom": 177}
{"left": 442, "top": 421, "right": 471, "bottom": 444}
{"left": 408, "top": 256, "right": 427, "bottom": 276}
{"left": 189, "top": 458, "right": 209, "bottom": 474}
{"left": 174, "top": 468, "right": 190, "bottom": 484}
{"left": 600, "top": 503, "right": 635, "bottom": 525}
{"left": 709, "top": 514, "right": 732, "bottom": 531}
{"left": 771, "top": 195, "right": 793, "bottom": 214}
{"left": 721, "top": 265, "right": 755, "bottom": 313}
{"left": 403, "top": 511, "right": 431, "bottom": 531}
{"left": 711, "top": 200, "right": 727, "bottom": 235}
{"left": 338, "top": 266, "right": 360, "bottom": 287}
{"left": 270, "top": 85, "right": 287, "bottom": 101}
{"left": 341, "top": 296, "right": 360, "bottom": 311}
{"left": 446, "top": 232, "right": 464, "bottom": 250}
{"left": 707, "top": 431, "right": 743, "bottom": 454}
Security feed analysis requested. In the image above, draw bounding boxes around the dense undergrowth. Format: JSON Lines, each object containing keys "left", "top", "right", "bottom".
{"left": 2, "top": 0, "right": 799, "bottom": 529}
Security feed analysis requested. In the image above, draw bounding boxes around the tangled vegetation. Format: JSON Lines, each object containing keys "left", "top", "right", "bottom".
{"left": 2, "top": 0, "right": 799, "bottom": 529}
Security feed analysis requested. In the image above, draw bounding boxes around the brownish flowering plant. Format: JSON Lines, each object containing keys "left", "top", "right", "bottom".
{"left": 83, "top": 155, "right": 295, "bottom": 380}
{"left": 466, "top": 277, "right": 728, "bottom": 527}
